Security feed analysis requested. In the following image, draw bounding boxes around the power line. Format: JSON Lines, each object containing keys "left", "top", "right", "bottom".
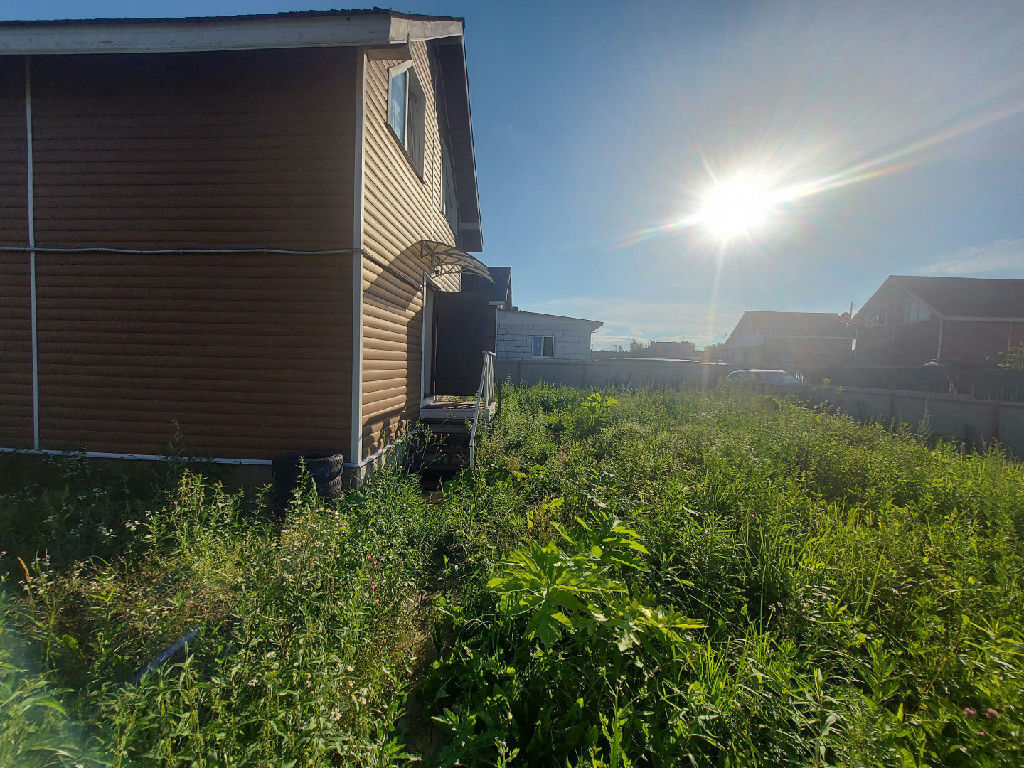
{"left": 940, "top": 234, "right": 1024, "bottom": 272}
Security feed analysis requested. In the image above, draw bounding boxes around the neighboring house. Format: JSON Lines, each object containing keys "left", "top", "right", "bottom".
{"left": 0, "top": 9, "right": 487, "bottom": 480}
{"left": 433, "top": 267, "right": 601, "bottom": 387}
{"left": 724, "top": 311, "right": 852, "bottom": 369}
{"left": 647, "top": 340, "right": 697, "bottom": 359}
{"left": 495, "top": 308, "right": 603, "bottom": 362}
{"left": 853, "top": 276, "right": 1024, "bottom": 368}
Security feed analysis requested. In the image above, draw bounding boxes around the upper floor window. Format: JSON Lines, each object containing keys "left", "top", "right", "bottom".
{"left": 904, "top": 300, "right": 931, "bottom": 323}
{"left": 388, "top": 64, "right": 424, "bottom": 176}
{"left": 440, "top": 133, "right": 458, "bottom": 236}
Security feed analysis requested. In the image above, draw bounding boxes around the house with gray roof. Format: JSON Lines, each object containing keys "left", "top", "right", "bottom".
{"left": 853, "top": 276, "right": 1024, "bottom": 367}
{"left": 724, "top": 311, "right": 852, "bottom": 369}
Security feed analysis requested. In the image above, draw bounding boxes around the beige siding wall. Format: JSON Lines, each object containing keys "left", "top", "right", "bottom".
{"left": 0, "top": 49, "right": 358, "bottom": 459}
{"left": 360, "top": 41, "right": 458, "bottom": 458}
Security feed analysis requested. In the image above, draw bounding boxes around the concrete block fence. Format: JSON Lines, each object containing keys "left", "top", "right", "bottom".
{"left": 804, "top": 385, "right": 1024, "bottom": 458}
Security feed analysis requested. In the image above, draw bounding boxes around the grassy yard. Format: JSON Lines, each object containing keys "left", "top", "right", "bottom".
{"left": 2, "top": 385, "right": 1023, "bottom": 767}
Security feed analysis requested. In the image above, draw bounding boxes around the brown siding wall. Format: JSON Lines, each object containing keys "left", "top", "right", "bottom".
{"left": 0, "top": 58, "right": 30, "bottom": 447}
{"left": 856, "top": 289, "right": 1024, "bottom": 368}
{"left": 360, "top": 41, "right": 458, "bottom": 458}
{"left": 35, "top": 252, "right": 352, "bottom": 457}
{"left": 0, "top": 49, "right": 358, "bottom": 459}
{"left": 32, "top": 50, "right": 355, "bottom": 250}
{"left": 940, "top": 320, "right": 1024, "bottom": 368}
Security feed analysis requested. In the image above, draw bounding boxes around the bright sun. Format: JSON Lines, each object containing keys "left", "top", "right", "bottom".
{"left": 696, "top": 174, "right": 779, "bottom": 243}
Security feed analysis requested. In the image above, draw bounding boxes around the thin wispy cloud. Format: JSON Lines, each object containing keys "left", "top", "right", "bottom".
{"left": 918, "top": 237, "right": 1024, "bottom": 277}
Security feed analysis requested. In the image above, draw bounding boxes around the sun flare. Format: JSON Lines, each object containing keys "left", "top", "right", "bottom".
{"left": 696, "top": 174, "right": 779, "bottom": 243}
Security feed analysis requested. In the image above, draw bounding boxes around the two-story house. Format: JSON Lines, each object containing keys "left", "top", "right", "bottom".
{"left": 0, "top": 9, "right": 487, "bottom": 482}
{"left": 853, "top": 276, "right": 1024, "bottom": 367}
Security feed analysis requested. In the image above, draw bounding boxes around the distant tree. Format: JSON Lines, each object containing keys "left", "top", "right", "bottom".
{"left": 999, "top": 343, "right": 1024, "bottom": 370}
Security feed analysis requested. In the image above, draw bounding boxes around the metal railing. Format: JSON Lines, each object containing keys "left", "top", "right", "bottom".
{"left": 468, "top": 351, "right": 496, "bottom": 468}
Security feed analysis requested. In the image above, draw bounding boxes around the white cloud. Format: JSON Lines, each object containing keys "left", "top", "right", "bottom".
{"left": 527, "top": 296, "right": 747, "bottom": 349}
{"left": 918, "top": 238, "right": 1024, "bottom": 277}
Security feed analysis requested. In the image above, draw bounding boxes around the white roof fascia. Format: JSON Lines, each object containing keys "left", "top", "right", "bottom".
{"left": 497, "top": 307, "right": 603, "bottom": 328}
{"left": 0, "top": 14, "right": 461, "bottom": 56}
{"left": 389, "top": 17, "right": 463, "bottom": 43}
{"left": 454, "top": 35, "right": 482, "bottom": 249}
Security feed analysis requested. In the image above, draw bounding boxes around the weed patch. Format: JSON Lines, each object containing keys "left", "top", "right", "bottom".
{"left": 2, "top": 385, "right": 1022, "bottom": 766}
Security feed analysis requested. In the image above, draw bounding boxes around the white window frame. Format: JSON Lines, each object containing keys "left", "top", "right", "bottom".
{"left": 387, "top": 61, "right": 425, "bottom": 177}
{"left": 531, "top": 335, "right": 555, "bottom": 358}
{"left": 440, "top": 132, "right": 458, "bottom": 237}
{"left": 904, "top": 300, "right": 931, "bottom": 324}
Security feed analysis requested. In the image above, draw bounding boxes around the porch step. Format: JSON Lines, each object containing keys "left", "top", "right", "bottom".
{"left": 411, "top": 417, "right": 474, "bottom": 487}
{"left": 417, "top": 421, "right": 474, "bottom": 433}
{"left": 415, "top": 353, "right": 496, "bottom": 487}
{"left": 418, "top": 462, "right": 468, "bottom": 473}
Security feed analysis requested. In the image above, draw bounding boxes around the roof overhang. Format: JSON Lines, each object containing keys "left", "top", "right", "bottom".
{"left": 0, "top": 10, "right": 464, "bottom": 56}
{"left": 497, "top": 307, "right": 603, "bottom": 330}
{"left": 902, "top": 284, "right": 1024, "bottom": 323}
{"left": 418, "top": 240, "right": 490, "bottom": 283}
{"left": 432, "top": 37, "right": 483, "bottom": 252}
{"left": 853, "top": 275, "right": 1024, "bottom": 326}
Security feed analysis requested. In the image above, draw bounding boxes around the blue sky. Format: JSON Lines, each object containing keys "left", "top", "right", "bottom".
{"left": 6, "top": 0, "right": 1024, "bottom": 348}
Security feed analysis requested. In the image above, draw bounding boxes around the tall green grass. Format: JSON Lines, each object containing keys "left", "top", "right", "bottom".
{"left": 2, "top": 385, "right": 1022, "bottom": 766}
{"left": 424, "top": 386, "right": 1024, "bottom": 766}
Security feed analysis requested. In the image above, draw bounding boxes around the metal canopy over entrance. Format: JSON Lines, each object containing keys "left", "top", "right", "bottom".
{"left": 417, "top": 239, "right": 491, "bottom": 283}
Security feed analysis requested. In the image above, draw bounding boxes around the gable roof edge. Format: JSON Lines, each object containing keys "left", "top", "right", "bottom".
{"left": 0, "top": 10, "right": 464, "bottom": 56}
{"left": 891, "top": 281, "right": 946, "bottom": 319}
{"left": 432, "top": 34, "right": 482, "bottom": 251}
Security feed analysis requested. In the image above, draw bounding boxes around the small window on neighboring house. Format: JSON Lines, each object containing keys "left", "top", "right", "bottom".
{"left": 531, "top": 335, "right": 554, "bottom": 358}
{"left": 387, "top": 64, "right": 425, "bottom": 175}
{"left": 866, "top": 307, "right": 888, "bottom": 328}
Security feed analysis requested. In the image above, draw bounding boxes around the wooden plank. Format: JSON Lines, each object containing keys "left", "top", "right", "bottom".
{"left": 41, "top": 404, "right": 344, "bottom": 425}
{"left": 32, "top": 205, "right": 351, "bottom": 221}
{"left": 41, "top": 385, "right": 349, "bottom": 407}
{"left": 35, "top": 349, "right": 350, "bottom": 366}
{"left": 37, "top": 425, "right": 349, "bottom": 449}
{"left": 41, "top": 365, "right": 351, "bottom": 386}
{"left": 363, "top": 378, "right": 414, "bottom": 396}
{"left": 363, "top": 349, "right": 422, "bottom": 363}
{"left": 36, "top": 260, "right": 353, "bottom": 277}
{"left": 33, "top": 173, "right": 347, "bottom": 187}
{"left": 38, "top": 285, "right": 351, "bottom": 302}
{"left": 35, "top": 188, "right": 353, "bottom": 204}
